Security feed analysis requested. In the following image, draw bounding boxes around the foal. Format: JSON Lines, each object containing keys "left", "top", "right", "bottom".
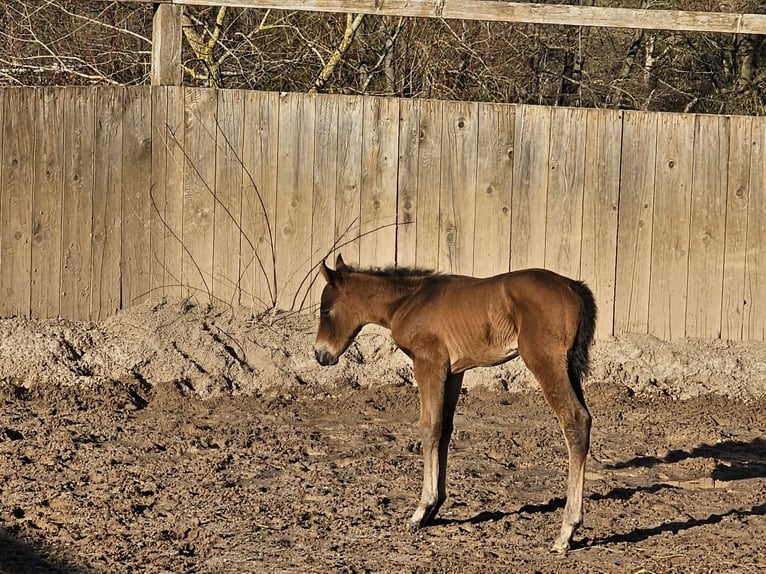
{"left": 314, "top": 254, "right": 596, "bottom": 553}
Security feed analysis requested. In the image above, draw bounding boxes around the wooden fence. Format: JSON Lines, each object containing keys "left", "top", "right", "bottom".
{"left": 0, "top": 86, "right": 763, "bottom": 341}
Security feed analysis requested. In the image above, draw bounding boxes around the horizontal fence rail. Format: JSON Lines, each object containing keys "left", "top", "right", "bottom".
{"left": 0, "top": 86, "right": 764, "bottom": 341}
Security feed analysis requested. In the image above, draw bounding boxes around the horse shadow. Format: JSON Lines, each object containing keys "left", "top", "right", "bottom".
{"left": 0, "top": 527, "right": 87, "bottom": 574}
{"left": 434, "top": 438, "right": 766, "bottom": 547}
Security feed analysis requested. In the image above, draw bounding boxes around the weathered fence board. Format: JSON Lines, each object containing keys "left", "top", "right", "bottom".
{"left": 61, "top": 87, "right": 95, "bottom": 320}
{"left": 615, "top": 111, "right": 657, "bottom": 335}
{"left": 2, "top": 86, "right": 766, "bottom": 343}
{"left": 746, "top": 121, "right": 766, "bottom": 341}
{"left": 92, "top": 87, "right": 124, "bottom": 320}
{"left": 213, "top": 88, "right": 245, "bottom": 306}
{"left": 545, "top": 106, "right": 586, "bottom": 279}
{"left": 511, "top": 105, "right": 550, "bottom": 270}
{"left": 276, "top": 92, "right": 315, "bottom": 309}
{"left": 721, "top": 115, "right": 752, "bottom": 340}
{"left": 581, "top": 108, "right": 621, "bottom": 340}
{"left": 360, "top": 97, "right": 399, "bottom": 269}
{"left": 396, "top": 99, "right": 420, "bottom": 268}
{"left": 182, "top": 88, "right": 217, "bottom": 303}
{"left": 31, "top": 89, "right": 64, "bottom": 318}
{"left": 686, "top": 115, "right": 728, "bottom": 339}
{"left": 440, "top": 100, "right": 478, "bottom": 275}
{"left": 122, "top": 86, "right": 153, "bottom": 309}
{"left": 311, "top": 94, "right": 339, "bottom": 307}
{"left": 241, "top": 90, "right": 278, "bottom": 311}
{"left": 649, "top": 113, "right": 694, "bottom": 340}
{"left": 474, "top": 103, "right": 513, "bottom": 278}
{"left": 1, "top": 89, "right": 34, "bottom": 317}
{"left": 334, "top": 95, "right": 363, "bottom": 268}
{"left": 413, "top": 98, "right": 442, "bottom": 270}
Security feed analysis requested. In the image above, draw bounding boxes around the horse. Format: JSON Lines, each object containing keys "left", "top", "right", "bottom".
{"left": 314, "top": 254, "right": 596, "bottom": 553}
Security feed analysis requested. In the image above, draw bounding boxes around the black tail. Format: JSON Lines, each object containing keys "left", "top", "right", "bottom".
{"left": 566, "top": 280, "right": 597, "bottom": 410}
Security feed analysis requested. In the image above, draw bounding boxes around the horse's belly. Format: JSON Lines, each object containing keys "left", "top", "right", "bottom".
{"left": 450, "top": 347, "right": 519, "bottom": 373}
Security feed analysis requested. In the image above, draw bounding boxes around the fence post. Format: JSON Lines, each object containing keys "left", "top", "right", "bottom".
{"left": 151, "top": 4, "right": 183, "bottom": 85}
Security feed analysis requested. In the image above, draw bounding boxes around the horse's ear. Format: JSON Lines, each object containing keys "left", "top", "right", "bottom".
{"left": 335, "top": 253, "right": 350, "bottom": 272}
{"left": 320, "top": 258, "right": 344, "bottom": 287}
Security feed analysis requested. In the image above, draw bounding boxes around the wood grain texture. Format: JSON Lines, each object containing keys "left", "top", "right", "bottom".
{"left": 581, "top": 108, "right": 621, "bottom": 339}
{"left": 648, "top": 113, "right": 694, "bottom": 341}
{"left": 276, "top": 92, "right": 315, "bottom": 310}
{"left": 92, "top": 87, "right": 124, "bottom": 320}
{"left": 31, "top": 89, "right": 64, "bottom": 318}
{"left": 414, "top": 99, "right": 443, "bottom": 270}
{"left": 721, "top": 115, "right": 752, "bottom": 340}
{"left": 686, "top": 115, "right": 728, "bottom": 338}
{"left": 511, "top": 105, "right": 550, "bottom": 270}
{"left": 439, "top": 100, "right": 478, "bottom": 275}
{"left": 213, "top": 88, "right": 245, "bottom": 306}
{"left": 474, "top": 103, "right": 513, "bottom": 278}
{"left": 182, "top": 88, "right": 217, "bottom": 304}
{"left": 396, "top": 98, "right": 420, "bottom": 268}
{"left": 0, "top": 89, "right": 34, "bottom": 317}
{"left": 545, "top": 106, "right": 586, "bottom": 279}
{"left": 61, "top": 88, "right": 95, "bottom": 320}
{"left": 745, "top": 120, "right": 765, "bottom": 341}
{"left": 242, "top": 90, "right": 279, "bottom": 311}
{"left": 615, "top": 111, "right": 657, "bottom": 335}
{"left": 360, "top": 97, "right": 399, "bottom": 269}
{"left": 334, "top": 95, "right": 363, "bottom": 268}
{"left": 122, "top": 87, "right": 153, "bottom": 309}
{"left": 310, "top": 93, "right": 339, "bottom": 308}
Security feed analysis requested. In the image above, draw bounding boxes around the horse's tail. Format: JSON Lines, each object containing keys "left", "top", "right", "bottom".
{"left": 567, "top": 279, "right": 597, "bottom": 410}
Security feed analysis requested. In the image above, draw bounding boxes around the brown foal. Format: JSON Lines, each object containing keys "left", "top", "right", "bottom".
{"left": 314, "top": 254, "right": 596, "bottom": 553}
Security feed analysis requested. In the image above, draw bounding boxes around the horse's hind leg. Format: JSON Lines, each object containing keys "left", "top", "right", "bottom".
{"left": 410, "top": 360, "right": 463, "bottom": 528}
{"left": 519, "top": 341, "right": 591, "bottom": 553}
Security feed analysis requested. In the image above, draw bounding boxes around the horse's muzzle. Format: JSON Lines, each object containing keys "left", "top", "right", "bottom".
{"left": 314, "top": 347, "right": 338, "bottom": 366}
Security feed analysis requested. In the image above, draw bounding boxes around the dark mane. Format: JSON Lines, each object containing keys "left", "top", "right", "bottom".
{"left": 344, "top": 264, "right": 438, "bottom": 278}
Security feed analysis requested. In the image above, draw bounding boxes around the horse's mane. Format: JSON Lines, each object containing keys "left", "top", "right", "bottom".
{"left": 343, "top": 264, "right": 438, "bottom": 278}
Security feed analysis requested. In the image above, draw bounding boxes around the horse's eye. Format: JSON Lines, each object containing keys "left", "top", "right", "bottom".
{"left": 320, "top": 305, "right": 332, "bottom": 318}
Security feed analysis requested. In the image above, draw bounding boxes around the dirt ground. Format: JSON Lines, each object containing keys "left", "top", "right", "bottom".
{"left": 0, "top": 299, "right": 764, "bottom": 573}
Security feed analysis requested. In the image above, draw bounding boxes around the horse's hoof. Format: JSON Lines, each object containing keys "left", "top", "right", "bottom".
{"left": 550, "top": 539, "right": 570, "bottom": 554}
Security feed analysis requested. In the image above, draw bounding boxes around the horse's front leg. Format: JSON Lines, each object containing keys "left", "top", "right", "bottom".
{"left": 410, "top": 359, "right": 463, "bottom": 528}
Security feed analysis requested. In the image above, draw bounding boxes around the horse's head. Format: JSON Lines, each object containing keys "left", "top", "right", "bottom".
{"left": 314, "top": 254, "right": 364, "bottom": 366}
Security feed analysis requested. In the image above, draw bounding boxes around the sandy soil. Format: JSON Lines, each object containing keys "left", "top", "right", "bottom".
{"left": 0, "top": 299, "right": 764, "bottom": 573}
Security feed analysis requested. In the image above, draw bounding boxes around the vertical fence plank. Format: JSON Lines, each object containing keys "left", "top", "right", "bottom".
{"left": 615, "top": 111, "right": 657, "bottom": 334}
{"left": 721, "top": 115, "right": 752, "bottom": 340}
{"left": 163, "top": 86, "right": 186, "bottom": 299}
{"left": 581, "top": 108, "right": 621, "bottom": 339}
{"left": 31, "top": 89, "right": 64, "bottom": 318}
{"left": 686, "top": 115, "right": 728, "bottom": 338}
{"left": 545, "top": 107, "right": 586, "bottom": 279}
{"left": 414, "top": 99, "right": 443, "bottom": 270}
{"left": 649, "top": 113, "right": 694, "bottom": 340}
{"left": 182, "top": 88, "right": 217, "bottom": 304}
{"left": 276, "top": 92, "right": 315, "bottom": 309}
{"left": 61, "top": 87, "right": 94, "bottom": 321}
{"left": 92, "top": 87, "right": 124, "bottom": 321}
{"left": 474, "top": 103, "right": 513, "bottom": 278}
{"left": 242, "top": 90, "right": 279, "bottom": 311}
{"left": 397, "top": 98, "right": 420, "bottom": 268}
{"left": 745, "top": 119, "right": 765, "bottom": 341}
{"left": 310, "top": 94, "right": 339, "bottom": 307}
{"left": 0, "top": 89, "right": 34, "bottom": 317}
{"left": 511, "top": 105, "right": 550, "bottom": 270}
{"left": 213, "top": 88, "right": 245, "bottom": 307}
{"left": 334, "top": 95, "right": 363, "bottom": 267}
{"left": 122, "top": 87, "right": 152, "bottom": 309}
{"left": 150, "top": 86, "right": 169, "bottom": 300}
{"left": 439, "top": 101, "right": 478, "bottom": 275}
{"left": 360, "top": 97, "right": 399, "bottom": 268}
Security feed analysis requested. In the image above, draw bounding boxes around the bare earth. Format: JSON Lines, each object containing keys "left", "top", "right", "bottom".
{"left": 0, "top": 299, "right": 764, "bottom": 573}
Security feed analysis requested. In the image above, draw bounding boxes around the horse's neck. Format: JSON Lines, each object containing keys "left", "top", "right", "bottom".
{"left": 355, "top": 274, "right": 420, "bottom": 328}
